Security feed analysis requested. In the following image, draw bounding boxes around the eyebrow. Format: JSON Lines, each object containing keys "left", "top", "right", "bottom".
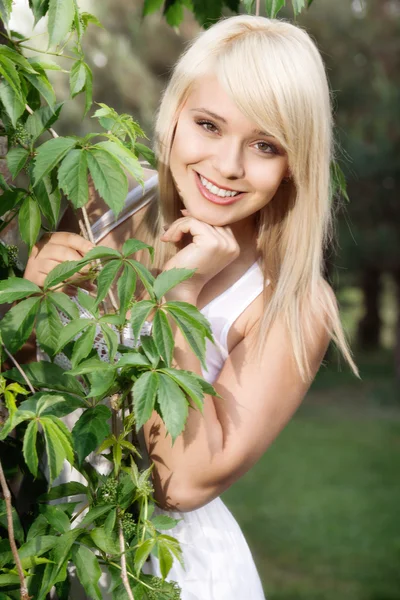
{"left": 190, "top": 107, "right": 274, "bottom": 138}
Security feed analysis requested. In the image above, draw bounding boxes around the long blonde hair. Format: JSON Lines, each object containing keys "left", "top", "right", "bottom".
{"left": 135, "top": 14, "right": 359, "bottom": 382}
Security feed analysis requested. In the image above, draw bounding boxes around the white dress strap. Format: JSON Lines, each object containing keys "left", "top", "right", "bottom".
{"left": 91, "top": 173, "right": 159, "bottom": 243}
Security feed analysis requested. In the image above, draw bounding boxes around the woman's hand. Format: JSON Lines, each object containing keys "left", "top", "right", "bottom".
{"left": 160, "top": 209, "right": 240, "bottom": 300}
{"left": 24, "top": 231, "right": 96, "bottom": 294}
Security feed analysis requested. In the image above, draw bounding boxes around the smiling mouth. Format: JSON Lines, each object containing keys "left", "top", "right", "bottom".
{"left": 196, "top": 172, "right": 244, "bottom": 197}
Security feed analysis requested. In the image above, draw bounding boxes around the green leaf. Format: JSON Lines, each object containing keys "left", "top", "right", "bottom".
{"left": 66, "top": 355, "right": 115, "bottom": 376}
{"left": 70, "top": 60, "right": 86, "bottom": 97}
{"left": 95, "top": 140, "right": 144, "bottom": 182}
{"left": 77, "top": 288, "right": 97, "bottom": 315}
{"left": 291, "top": 0, "right": 305, "bottom": 15}
{"left": 2, "top": 360, "right": 86, "bottom": 396}
{"left": 164, "top": 301, "right": 213, "bottom": 339}
{"left": 0, "top": 47, "right": 37, "bottom": 74}
{"left": 152, "top": 309, "right": 174, "bottom": 367}
{"left": 130, "top": 300, "right": 155, "bottom": 340}
{"left": 43, "top": 259, "right": 82, "bottom": 289}
{"left": 157, "top": 373, "right": 188, "bottom": 442}
{"left": 48, "top": 291, "right": 79, "bottom": 319}
{"left": 330, "top": 159, "right": 349, "bottom": 203}
{"left": 100, "top": 324, "right": 119, "bottom": 361}
{"left": 0, "top": 80, "right": 25, "bottom": 127}
{"left": 71, "top": 323, "right": 96, "bottom": 367}
{"left": 117, "top": 263, "right": 136, "bottom": 317}
{"left": 6, "top": 147, "right": 29, "bottom": 179}
{"left": 27, "top": 513, "right": 49, "bottom": 541}
{"left": 19, "top": 195, "right": 41, "bottom": 251}
{"left": 134, "top": 538, "right": 156, "bottom": 573}
{"left": 54, "top": 317, "right": 92, "bottom": 353}
{"left": 23, "top": 419, "right": 39, "bottom": 477}
{"left": 159, "top": 368, "right": 204, "bottom": 412}
{"left": 122, "top": 238, "right": 154, "bottom": 260}
{"left": 72, "top": 545, "right": 102, "bottom": 600}
{"left": 18, "top": 535, "right": 58, "bottom": 561}
{"left": 25, "top": 102, "right": 63, "bottom": 142}
{"left": 95, "top": 259, "right": 121, "bottom": 306}
{"left": 0, "top": 295, "right": 41, "bottom": 354}
{"left": 90, "top": 527, "right": 120, "bottom": 555}
{"left": 39, "top": 504, "right": 70, "bottom": 533}
{"left": 165, "top": 0, "right": 184, "bottom": 27}
{"left": 19, "top": 392, "right": 81, "bottom": 417}
{"left": 127, "top": 258, "right": 155, "bottom": 300}
{"left": 48, "top": 0, "right": 75, "bottom": 47}
{"left": 35, "top": 175, "right": 61, "bottom": 228}
{"left": 265, "top": 0, "right": 285, "bottom": 17}
{"left": 134, "top": 142, "right": 157, "bottom": 169}
{"left": 29, "top": 0, "right": 50, "bottom": 24}
{"left": 142, "top": 0, "right": 163, "bottom": 16}
{"left": 0, "top": 188, "right": 25, "bottom": 218}
{"left": 157, "top": 539, "right": 174, "bottom": 579}
{"left": 80, "top": 504, "right": 112, "bottom": 527}
{"left": 86, "top": 148, "right": 128, "bottom": 217}
{"left": 0, "top": 409, "right": 35, "bottom": 441}
{"left": 0, "top": 574, "right": 20, "bottom": 586}
{"left": 0, "top": 0, "right": 12, "bottom": 24}
{"left": 151, "top": 514, "right": 179, "bottom": 530}
{"left": 28, "top": 56, "right": 63, "bottom": 71}
{"left": 72, "top": 405, "right": 111, "bottom": 463}
{"left": 167, "top": 309, "right": 207, "bottom": 369}
{"left": 83, "top": 62, "right": 93, "bottom": 116}
{"left": 0, "top": 498, "right": 24, "bottom": 544}
{"left": 0, "top": 54, "right": 23, "bottom": 96}
{"left": 33, "top": 137, "right": 77, "bottom": 186}
{"left": 23, "top": 71, "right": 56, "bottom": 109}
{"left": 116, "top": 351, "right": 150, "bottom": 368}
{"left": 133, "top": 371, "right": 159, "bottom": 430}
{"left": 0, "top": 276, "right": 41, "bottom": 304}
{"left": 153, "top": 267, "right": 195, "bottom": 301}
{"left": 36, "top": 296, "right": 63, "bottom": 356}
{"left": 87, "top": 369, "right": 116, "bottom": 398}
{"left": 81, "top": 12, "right": 104, "bottom": 29}
{"left": 77, "top": 245, "right": 121, "bottom": 264}
{"left": 42, "top": 416, "right": 74, "bottom": 482}
{"left": 103, "top": 507, "right": 116, "bottom": 537}
{"left": 39, "top": 482, "right": 87, "bottom": 502}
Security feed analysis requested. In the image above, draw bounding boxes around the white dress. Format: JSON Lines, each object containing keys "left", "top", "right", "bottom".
{"left": 40, "top": 174, "right": 267, "bottom": 599}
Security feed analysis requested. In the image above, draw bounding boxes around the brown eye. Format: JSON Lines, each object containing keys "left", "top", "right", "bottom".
{"left": 196, "top": 119, "right": 219, "bottom": 133}
{"left": 254, "top": 141, "right": 278, "bottom": 155}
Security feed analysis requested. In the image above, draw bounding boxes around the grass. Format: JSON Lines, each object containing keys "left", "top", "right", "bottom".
{"left": 222, "top": 348, "right": 400, "bottom": 600}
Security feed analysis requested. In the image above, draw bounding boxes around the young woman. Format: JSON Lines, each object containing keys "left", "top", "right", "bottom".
{"left": 24, "top": 14, "right": 358, "bottom": 599}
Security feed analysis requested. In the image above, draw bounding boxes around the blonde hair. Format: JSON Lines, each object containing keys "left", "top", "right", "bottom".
{"left": 135, "top": 14, "right": 359, "bottom": 382}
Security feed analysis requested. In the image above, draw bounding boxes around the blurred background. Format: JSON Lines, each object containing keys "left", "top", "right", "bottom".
{"left": 5, "top": 0, "right": 400, "bottom": 598}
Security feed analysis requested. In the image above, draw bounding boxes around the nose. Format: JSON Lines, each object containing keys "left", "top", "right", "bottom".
{"left": 212, "top": 139, "right": 245, "bottom": 180}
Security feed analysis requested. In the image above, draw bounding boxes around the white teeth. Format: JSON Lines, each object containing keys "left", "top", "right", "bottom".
{"left": 199, "top": 174, "right": 240, "bottom": 198}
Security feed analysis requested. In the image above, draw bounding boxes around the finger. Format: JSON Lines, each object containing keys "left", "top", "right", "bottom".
{"left": 39, "top": 245, "right": 87, "bottom": 264}
{"left": 46, "top": 232, "right": 95, "bottom": 256}
{"left": 161, "top": 217, "right": 212, "bottom": 242}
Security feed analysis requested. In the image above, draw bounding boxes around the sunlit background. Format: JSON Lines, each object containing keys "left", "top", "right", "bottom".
{"left": 6, "top": 0, "right": 400, "bottom": 598}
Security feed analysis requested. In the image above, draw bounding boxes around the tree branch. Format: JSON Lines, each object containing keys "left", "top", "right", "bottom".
{"left": 119, "top": 522, "right": 135, "bottom": 600}
{"left": 0, "top": 460, "right": 31, "bottom": 600}
{"left": 1, "top": 344, "right": 35, "bottom": 394}
{"left": 256, "top": 0, "right": 260, "bottom": 16}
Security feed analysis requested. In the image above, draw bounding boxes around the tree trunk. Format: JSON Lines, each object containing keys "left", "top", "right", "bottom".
{"left": 357, "top": 267, "right": 382, "bottom": 349}
{"left": 393, "top": 269, "right": 400, "bottom": 384}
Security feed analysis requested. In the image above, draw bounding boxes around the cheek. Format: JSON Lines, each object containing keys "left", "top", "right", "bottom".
{"left": 248, "top": 161, "right": 288, "bottom": 195}
{"left": 171, "top": 120, "right": 207, "bottom": 168}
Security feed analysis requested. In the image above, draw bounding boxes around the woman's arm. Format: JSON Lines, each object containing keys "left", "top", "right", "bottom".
{"left": 144, "top": 282, "right": 333, "bottom": 513}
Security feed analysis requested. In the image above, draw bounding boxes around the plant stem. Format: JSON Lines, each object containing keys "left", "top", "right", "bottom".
{"left": 1, "top": 344, "right": 35, "bottom": 394}
{"left": 118, "top": 521, "right": 135, "bottom": 600}
{"left": 107, "top": 561, "right": 155, "bottom": 591}
{"left": 0, "top": 460, "right": 31, "bottom": 600}
{"left": 256, "top": 0, "right": 260, "bottom": 15}
{"left": 25, "top": 104, "right": 58, "bottom": 139}
{"left": 18, "top": 44, "right": 76, "bottom": 60}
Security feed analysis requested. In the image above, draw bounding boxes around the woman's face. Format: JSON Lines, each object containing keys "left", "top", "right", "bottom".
{"left": 169, "top": 74, "right": 289, "bottom": 230}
